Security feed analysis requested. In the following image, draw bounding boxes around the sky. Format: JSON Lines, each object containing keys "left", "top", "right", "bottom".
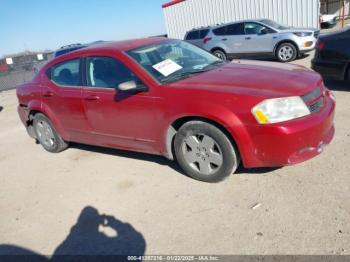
{"left": 0, "top": 0, "right": 168, "bottom": 57}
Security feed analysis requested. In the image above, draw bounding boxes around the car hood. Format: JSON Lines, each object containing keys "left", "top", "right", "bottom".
{"left": 167, "top": 61, "right": 322, "bottom": 98}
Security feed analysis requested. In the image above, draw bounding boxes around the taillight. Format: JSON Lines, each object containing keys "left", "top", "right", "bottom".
{"left": 203, "top": 37, "right": 212, "bottom": 44}
{"left": 316, "top": 40, "right": 325, "bottom": 50}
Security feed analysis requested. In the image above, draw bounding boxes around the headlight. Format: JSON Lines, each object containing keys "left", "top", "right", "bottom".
{"left": 252, "top": 96, "right": 310, "bottom": 124}
{"left": 293, "top": 32, "right": 313, "bottom": 37}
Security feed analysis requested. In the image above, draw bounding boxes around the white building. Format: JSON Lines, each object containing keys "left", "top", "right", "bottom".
{"left": 162, "top": 0, "right": 322, "bottom": 39}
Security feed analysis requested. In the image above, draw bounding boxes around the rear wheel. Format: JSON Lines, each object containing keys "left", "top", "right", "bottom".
{"left": 276, "top": 43, "right": 297, "bottom": 62}
{"left": 174, "top": 121, "right": 239, "bottom": 182}
{"left": 33, "top": 113, "right": 69, "bottom": 153}
{"left": 212, "top": 49, "right": 227, "bottom": 61}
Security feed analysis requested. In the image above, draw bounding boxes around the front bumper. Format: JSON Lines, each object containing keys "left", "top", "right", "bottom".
{"left": 241, "top": 95, "right": 335, "bottom": 168}
{"left": 297, "top": 36, "right": 317, "bottom": 52}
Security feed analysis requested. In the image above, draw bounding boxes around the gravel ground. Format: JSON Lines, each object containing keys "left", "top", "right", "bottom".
{"left": 0, "top": 55, "right": 349, "bottom": 256}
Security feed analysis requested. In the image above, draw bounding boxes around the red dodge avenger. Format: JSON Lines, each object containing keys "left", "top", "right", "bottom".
{"left": 16, "top": 38, "right": 335, "bottom": 182}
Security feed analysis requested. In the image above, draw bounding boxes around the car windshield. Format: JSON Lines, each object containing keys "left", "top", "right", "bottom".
{"left": 260, "top": 19, "right": 289, "bottom": 30}
{"left": 126, "top": 40, "right": 224, "bottom": 83}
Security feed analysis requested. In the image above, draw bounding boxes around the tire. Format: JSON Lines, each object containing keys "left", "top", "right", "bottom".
{"left": 174, "top": 121, "right": 239, "bottom": 183}
{"left": 33, "top": 113, "right": 69, "bottom": 153}
{"left": 276, "top": 43, "right": 298, "bottom": 62}
{"left": 212, "top": 49, "right": 227, "bottom": 61}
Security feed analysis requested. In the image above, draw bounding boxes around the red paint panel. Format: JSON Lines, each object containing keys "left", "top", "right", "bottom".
{"left": 162, "top": 0, "right": 185, "bottom": 8}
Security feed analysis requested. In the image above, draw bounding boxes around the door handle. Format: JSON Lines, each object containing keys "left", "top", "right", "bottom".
{"left": 222, "top": 38, "right": 227, "bottom": 41}
{"left": 245, "top": 37, "right": 252, "bottom": 40}
{"left": 84, "top": 95, "right": 100, "bottom": 101}
{"left": 43, "top": 91, "right": 54, "bottom": 97}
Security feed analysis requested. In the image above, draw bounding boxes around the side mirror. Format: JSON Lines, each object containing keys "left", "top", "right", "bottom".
{"left": 259, "top": 28, "right": 268, "bottom": 35}
{"left": 117, "top": 80, "right": 148, "bottom": 93}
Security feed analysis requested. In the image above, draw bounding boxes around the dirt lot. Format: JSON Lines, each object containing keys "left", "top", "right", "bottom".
{"left": 0, "top": 55, "right": 350, "bottom": 256}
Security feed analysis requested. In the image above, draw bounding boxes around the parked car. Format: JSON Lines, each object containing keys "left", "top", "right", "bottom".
{"left": 312, "top": 27, "right": 350, "bottom": 81}
{"left": 184, "top": 19, "right": 320, "bottom": 62}
{"left": 16, "top": 38, "right": 335, "bottom": 182}
{"left": 53, "top": 43, "right": 87, "bottom": 57}
{"left": 320, "top": 14, "right": 337, "bottom": 29}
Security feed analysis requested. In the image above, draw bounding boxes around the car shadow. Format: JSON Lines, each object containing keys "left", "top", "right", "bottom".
{"left": 70, "top": 143, "right": 280, "bottom": 177}
{"left": 70, "top": 142, "right": 185, "bottom": 175}
{"left": 0, "top": 206, "right": 146, "bottom": 261}
{"left": 236, "top": 165, "right": 281, "bottom": 175}
{"left": 324, "top": 79, "right": 349, "bottom": 92}
{"left": 0, "top": 106, "right": 3, "bottom": 112}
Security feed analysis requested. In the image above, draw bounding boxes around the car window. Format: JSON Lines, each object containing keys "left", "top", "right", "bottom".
{"left": 86, "top": 56, "right": 140, "bottom": 88}
{"left": 185, "top": 30, "right": 200, "bottom": 40}
{"left": 212, "top": 26, "right": 226, "bottom": 36}
{"left": 199, "top": 29, "right": 209, "bottom": 38}
{"left": 127, "top": 40, "right": 222, "bottom": 83}
{"left": 226, "top": 23, "right": 245, "bottom": 35}
{"left": 50, "top": 58, "right": 81, "bottom": 86}
{"left": 245, "top": 22, "right": 271, "bottom": 35}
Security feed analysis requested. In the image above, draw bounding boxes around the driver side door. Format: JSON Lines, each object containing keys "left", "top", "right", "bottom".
{"left": 81, "top": 55, "right": 161, "bottom": 153}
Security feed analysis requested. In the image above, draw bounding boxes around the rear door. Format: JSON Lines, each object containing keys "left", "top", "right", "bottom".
{"left": 81, "top": 55, "right": 160, "bottom": 153}
{"left": 41, "top": 58, "right": 90, "bottom": 141}
{"left": 243, "top": 22, "right": 276, "bottom": 54}
{"left": 213, "top": 23, "right": 246, "bottom": 54}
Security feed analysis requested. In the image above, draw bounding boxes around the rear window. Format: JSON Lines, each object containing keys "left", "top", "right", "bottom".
{"left": 186, "top": 29, "right": 209, "bottom": 40}
{"left": 185, "top": 30, "right": 200, "bottom": 40}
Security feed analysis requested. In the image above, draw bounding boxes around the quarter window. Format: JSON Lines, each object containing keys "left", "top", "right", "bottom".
{"left": 50, "top": 59, "right": 81, "bottom": 86}
{"left": 185, "top": 30, "right": 200, "bottom": 40}
{"left": 86, "top": 57, "right": 140, "bottom": 88}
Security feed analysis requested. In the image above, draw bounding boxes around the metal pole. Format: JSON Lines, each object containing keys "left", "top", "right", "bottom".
{"left": 341, "top": 0, "right": 345, "bottom": 27}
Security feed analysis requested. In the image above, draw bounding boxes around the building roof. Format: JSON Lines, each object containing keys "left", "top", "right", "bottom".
{"left": 162, "top": 0, "right": 185, "bottom": 8}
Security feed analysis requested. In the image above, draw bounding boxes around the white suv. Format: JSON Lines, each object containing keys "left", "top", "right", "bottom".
{"left": 185, "top": 19, "right": 320, "bottom": 62}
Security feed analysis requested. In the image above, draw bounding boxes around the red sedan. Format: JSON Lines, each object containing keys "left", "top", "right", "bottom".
{"left": 16, "top": 38, "right": 335, "bottom": 182}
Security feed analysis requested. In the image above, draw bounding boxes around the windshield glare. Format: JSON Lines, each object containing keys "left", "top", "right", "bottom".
{"left": 126, "top": 40, "right": 223, "bottom": 83}
{"left": 260, "top": 19, "right": 289, "bottom": 30}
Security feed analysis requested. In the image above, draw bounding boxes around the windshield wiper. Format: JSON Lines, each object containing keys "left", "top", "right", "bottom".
{"left": 160, "top": 61, "right": 225, "bottom": 84}
{"left": 160, "top": 69, "right": 207, "bottom": 83}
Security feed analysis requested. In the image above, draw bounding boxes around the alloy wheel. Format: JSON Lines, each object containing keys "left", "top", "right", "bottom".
{"left": 181, "top": 133, "right": 223, "bottom": 175}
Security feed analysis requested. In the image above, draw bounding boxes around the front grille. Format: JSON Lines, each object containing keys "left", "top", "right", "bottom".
{"left": 302, "top": 88, "right": 324, "bottom": 113}
{"left": 302, "top": 88, "right": 321, "bottom": 102}
{"left": 314, "top": 31, "right": 320, "bottom": 38}
{"left": 308, "top": 97, "right": 324, "bottom": 113}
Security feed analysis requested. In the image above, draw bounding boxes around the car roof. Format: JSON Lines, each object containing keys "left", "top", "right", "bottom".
{"left": 79, "top": 37, "right": 169, "bottom": 53}
{"left": 188, "top": 19, "right": 267, "bottom": 32}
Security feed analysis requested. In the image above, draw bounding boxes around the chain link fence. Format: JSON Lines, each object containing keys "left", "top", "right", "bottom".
{"left": 0, "top": 53, "right": 51, "bottom": 92}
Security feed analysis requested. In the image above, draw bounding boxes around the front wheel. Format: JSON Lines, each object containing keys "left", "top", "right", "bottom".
{"left": 276, "top": 43, "right": 297, "bottom": 62}
{"left": 33, "top": 113, "right": 69, "bottom": 153}
{"left": 174, "top": 121, "right": 239, "bottom": 182}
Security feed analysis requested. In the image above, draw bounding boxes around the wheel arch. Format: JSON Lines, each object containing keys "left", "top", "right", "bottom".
{"left": 165, "top": 116, "right": 241, "bottom": 162}
{"left": 210, "top": 47, "right": 227, "bottom": 54}
{"left": 27, "top": 107, "right": 69, "bottom": 140}
{"left": 273, "top": 40, "right": 299, "bottom": 56}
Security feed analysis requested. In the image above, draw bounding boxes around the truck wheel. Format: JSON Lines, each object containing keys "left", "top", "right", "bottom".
{"left": 33, "top": 113, "right": 69, "bottom": 153}
{"left": 174, "top": 121, "right": 239, "bottom": 182}
{"left": 276, "top": 43, "right": 297, "bottom": 62}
